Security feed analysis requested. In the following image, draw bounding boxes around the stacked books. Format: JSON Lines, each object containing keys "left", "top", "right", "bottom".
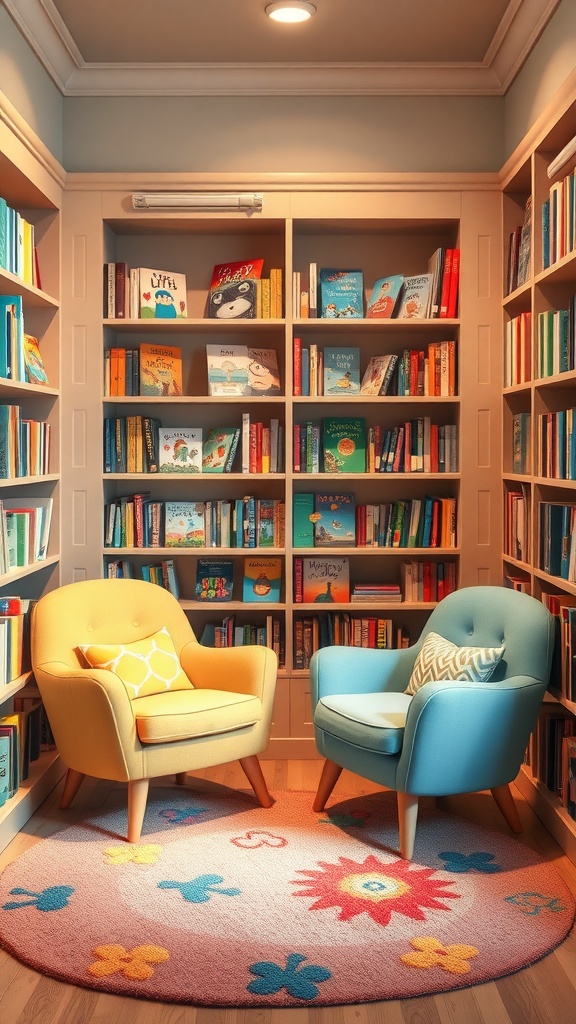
{"left": 350, "top": 584, "right": 402, "bottom": 603}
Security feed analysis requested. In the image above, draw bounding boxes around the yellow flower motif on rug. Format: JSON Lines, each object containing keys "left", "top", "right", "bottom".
{"left": 88, "top": 944, "right": 170, "bottom": 980}
{"left": 103, "top": 844, "right": 162, "bottom": 866}
{"left": 401, "top": 936, "right": 479, "bottom": 974}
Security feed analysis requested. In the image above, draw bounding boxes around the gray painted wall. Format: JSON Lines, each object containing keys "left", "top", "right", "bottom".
{"left": 0, "top": 6, "right": 63, "bottom": 162}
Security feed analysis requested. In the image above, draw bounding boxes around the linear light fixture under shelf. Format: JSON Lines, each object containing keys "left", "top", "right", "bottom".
{"left": 132, "top": 193, "right": 263, "bottom": 212}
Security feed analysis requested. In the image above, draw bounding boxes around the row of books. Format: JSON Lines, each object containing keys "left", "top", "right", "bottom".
{"left": 200, "top": 615, "right": 284, "bottom": 665}
{"left": 537, "top": 299, "right": 576, "bottom": 377}
{"left": 400, "top": 560, "right": 457, "bottom": 603}
{"left": 538, "top": 408, "right": 576, "bottom": 480}
{"left": 506, "top": 196, "right": 532, "bottom": 295}
{"left": 542, "top": 593, "right": 576, "bottom": 704}
{"left": 106, "top": 557, "right": 179, "bottom": 596}
{"left": 0, "top": 404, "right": 51, "bottom": 479}
{"left": 196, "top": 556, "right": 282, "bottom": 603}
{"left": 293, "top": 417, "right": 458, "bottom": 475}
{"left": 0, "top": 692, "right": 55, "bottom": 807}
{"left": 292, "top": 342, "right": 457, "bottom": 398}
{"left": 541, "top": 164, "right": 576, "bottom": 269}
{"left": 0, "top": 296, "right": 49, "bottom": 385}
{"left": 103, "top": 262, "right": 283, "bottom": 321}
{"left": 293, "top": 555, "right": 456, "bottom": 604}
{"left": 0, "top": 497, "right": 53, "bottom": 575}
{"left": 540, "top": 501, "right": 576, "bottom": 582}
{"left": 293, "top": 614, "right": 411, "bottom": 669}
{"left": 105, "top": 419, "right": 236, "bottom": 475}
{"left": 504, "top": 311, "right": 531, "bottom": 387}
{"left": 0, "top": 198, "right": 41, "bottom": 289}
{"left": 104, "top": 495, "right": 285, "bottom": 550}
{"left": 293, "top": 251, "right": 460, "bottom": 320}
{"left": 0, "top": 596, "right": 33, "bottom": 686}
{"left": 525, "top": 702, "right": 576, "bottom": 820}
{"left": 512, "top": 411, "right": 531, "bottom": 475}
{"left": 505, "top": 486, "right": 529, "bottom": 563}
{"left": 293, "top": 491, "right": 457, "bottom": 549}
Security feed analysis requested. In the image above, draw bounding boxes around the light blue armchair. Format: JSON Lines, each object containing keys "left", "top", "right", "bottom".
{"left": 310, "top": 586, "right": 555, "bottom": 859}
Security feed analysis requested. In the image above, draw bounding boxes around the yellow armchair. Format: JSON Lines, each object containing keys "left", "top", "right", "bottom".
{"left": 31, "top": 578, "right": 277, "bottom": 842}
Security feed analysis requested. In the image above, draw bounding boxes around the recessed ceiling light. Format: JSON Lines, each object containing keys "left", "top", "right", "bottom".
{"left": 266, "top": 2, "right": 316, "bottom": 23}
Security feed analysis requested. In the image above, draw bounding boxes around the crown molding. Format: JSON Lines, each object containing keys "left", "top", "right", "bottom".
{"left": 2, "top": 0, "right": 561, "bottom": 97}
{"left": 0, "top": 90, "right": 66, "bottom": 193}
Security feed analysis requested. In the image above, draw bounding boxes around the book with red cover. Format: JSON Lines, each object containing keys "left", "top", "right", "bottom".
{"left": 208, "top": 259, "right": 264, "bottom": 320}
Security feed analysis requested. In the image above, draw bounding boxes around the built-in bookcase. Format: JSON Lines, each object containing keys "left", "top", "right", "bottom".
{"left": 61, "top": 179, "right": 502, "bottom": 756}
{"left": 502, "top": 83, "right": 576, "bottom": 863}
{"left": 0, "top": 99, "right": 65, "bottom": 852}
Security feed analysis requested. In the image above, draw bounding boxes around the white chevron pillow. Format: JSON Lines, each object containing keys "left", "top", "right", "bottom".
{"left": 405, "top": 631, "right": 505, "bottom": 696}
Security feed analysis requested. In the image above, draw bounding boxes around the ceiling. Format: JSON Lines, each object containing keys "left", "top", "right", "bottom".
{"left": 2, "top": 0, "right": 561, "bottom": 96}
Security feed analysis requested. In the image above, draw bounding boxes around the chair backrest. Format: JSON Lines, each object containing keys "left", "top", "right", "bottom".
{"left": 416, "top": 586, "right": 554, "bottom": 684}
{"left": 32, "top": 578, "right": 197, "bottom": 672}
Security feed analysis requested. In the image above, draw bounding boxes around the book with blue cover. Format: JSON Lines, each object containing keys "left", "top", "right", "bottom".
{"left": 313, "top": 492, "right": 356, "bottom": 547}
{"left": 366, "top": 275, "right": 404, "bottom": 318}
{"left": 319, "top": 269, "right": 364, "bottom": 318}
{"left": 323, "top": 347, "right": 361, "bottom": 395}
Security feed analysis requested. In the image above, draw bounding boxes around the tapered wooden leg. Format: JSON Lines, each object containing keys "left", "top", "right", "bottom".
{"left": 239, "top": 755, "right": 273, "bottom": 808}
{"left": 59, "top": 768, "right": 85, "bottom": 809}
{"left": 127, "top": 778, "right": 150, "bottom": 843}
{"left": 175, "top": 772, "right": 188, "bottom": 785}
{"left": 397, "top": 792, "right": 419, "bottom": 860}
{"left": 491, "top": 783, "right": 523, "bottom": 833}
{"left": 312, "top": 759, "right": 343, "bottom": 812}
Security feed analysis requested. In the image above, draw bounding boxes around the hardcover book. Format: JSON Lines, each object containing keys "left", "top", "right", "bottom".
{"left": 246, "top": 347, "right": 281, "bottom": 395}
{"left": 206, "top": 345, "right": 250, "bottom": 395}
{"left": 242, "top": 557, "right": 282, "bottom": 602}
{"left": 23, "top": 334, "right": 49, "bottom": 385}
{"left": 134, "top": 268, "right": 188, "bottom": 319}
{"left": 302, "top": 556, "right": 350, "bottom": 603}
{"left": 323, "top": 347, "right": 361, "bottom": 395}
{"left": 319, "top": 269, "right": 364, "bottom": 318}
{"left": 313, "top": 492, "right": 356, "bottom": 547}
{"left": 396, "top": 274, "right": 433, "bottom": 319}
{"left": 202, "top": 427, "right": 240, "bottom": 473}
{"left": 366, "top": 275, "right": 404, "bottom": 318}
{"left": 322, "top": 416, "right": 367, "bottom": 473}
{"left": 164, "top": 501, "right": 205, "bottom": 547}
{"left": 158, "top": 427, "right": 202, "bottom": 473}
{"left": 360, "top": 355, "right": 394, "bottom": 395}
{"left": 293, "top": 492, "right": 315, "bottom": 548}
{"left": 195, "top": 558, "right": 234, "bottom": 601}
{"left": 207, "top": 259, "right": 264, "bottom": 320}
{"left": 139, "top": 344, "right": 182, "bottom": 397}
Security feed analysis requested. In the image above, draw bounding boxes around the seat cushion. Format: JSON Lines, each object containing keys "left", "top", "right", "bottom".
{"left": 132, "top": 688, "right": 263, "bottom": 744}
{"left": 315, "top": 692, "right": 413, "bottom": 754}
{"left": 78, "top": 626, "right": 193, "bottom": 699}
{"left": 405, "top": 630, "right": 505, "bottom": 696}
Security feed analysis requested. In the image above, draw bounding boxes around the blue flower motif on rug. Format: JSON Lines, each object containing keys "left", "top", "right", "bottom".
{"left": 159, "top": 806, "right": 207, "bottom": 824}
{"left": 438, "top": 852, "right": 501, "bottom": 874}
{"left": 158, "top": 874, "right": 241, "bottom": 903}
{"left": 504, "top": 892, "right": 568, "bottom": 916}
{"left": 2, "top": 885, "right": 74, "bottom": 912}
{"left": 247, "top": 953, "right": 331, "bottom": 1000}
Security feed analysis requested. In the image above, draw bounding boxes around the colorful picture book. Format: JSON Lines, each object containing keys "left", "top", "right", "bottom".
{"left": 23, "top": 334, "right": 49, "bottom": 385}
{"left": 195, "top": 558, "right": 234, "bottom": 601}
{"left": 132, "top": 268, "right": 188, "bottom": 319}
{"left": 302, "top": 556, "right": 350, "bottom": 603}
{"left": 319, "top": 269, "right": 364, "bottom": 318}
{"left": 139, "top": 344, "right": 182, "bottom": 397}
{"left": 158, "top": 427, "right": 202, "bottom": 473}
{"left": 323, "top": 347, "right": 361, "bottom": 395}
{"left": 322, "top": 417, "right": 367, "bottom": 473}
{"left": 396, "top": 274, "right": 433, "bottom": 319}
{"left": 313, "top": 492, "right": 356, "bottom": 547}
{"left": 246, "top": 347, "right": 281, "bottom": 395}
{"left": 164, "top": 501, "right": 205, "bottom": 547}
{"left": 206, "top": 345, "right": 281, "bottom": 396}
{"left": 360, "top": 355, "right": 395, "bottom": 395}
{"left": 242, "top": 557, "right": 282, "bottom": 602}
{"left": 202, "top": 426, "right": 240, "bottom": 473}
{"left": 207, "top": 259, "right": 264, "bottom": 320}
{"left": 366, "top": 275, "right": 404, "bottom": 318}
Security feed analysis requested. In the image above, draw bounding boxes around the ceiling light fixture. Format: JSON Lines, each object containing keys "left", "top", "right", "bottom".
{"left": 132, "top": 193, "right": 263, "bottom": 212}
{"left": 266, "top": 2, "right": 316, "bottom": 23}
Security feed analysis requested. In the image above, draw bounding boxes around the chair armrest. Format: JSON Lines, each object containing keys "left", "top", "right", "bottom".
{"left": 310, "top": 645, "right": 416, "bottom": 707}
{"left": 397, "top": 675, "right": 547, "bottom": 796}
{"left": 179, "top": 641, "right": 277, "bottom": 703}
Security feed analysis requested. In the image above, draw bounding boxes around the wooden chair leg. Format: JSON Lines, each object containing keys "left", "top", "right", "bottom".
{"left": 59, "top": 768, "right": 85, "bottom": 809}
{"left": 239, "top": 755, "right": 273, "bottom": 808}
{"left": 312, "top": 759, "right": 343, "bottom": 812}
{"left": 127, "top": 778, "right": 150, "bottom": 843}
{"left": 397, "top": 792, "right": 419, "bottom": 860}
{"left": 175, "top": 772, "right": 188, "bottom": 785}
{"left": 491, "top": 783, "right": 522, "bottom": 833}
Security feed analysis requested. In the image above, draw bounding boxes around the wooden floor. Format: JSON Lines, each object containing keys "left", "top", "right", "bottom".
{"left": 0, "top": 759, "right": 575, "bottom": 1024}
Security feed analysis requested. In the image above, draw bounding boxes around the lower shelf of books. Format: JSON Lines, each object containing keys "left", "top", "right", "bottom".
{"left": 515, "top": 764, "right": 576, "bottom": 864}
{"left": 0, "top": 750, "right": 65, "bottom": 853}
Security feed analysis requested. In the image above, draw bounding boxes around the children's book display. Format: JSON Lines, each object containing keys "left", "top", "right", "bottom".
{"left": 366, "top": 275, "right": 404, "bottom": 318}
{"left": 396, "top": 274, "right": 433, "bottom": 319}
{"left": 322, "top": 417, "right": 367, "bottom": 473}
{"left": 158, "top": 428, "right": 202, "bottom": 473}
{"left": 323, "top": 347, "right": 361, "bottom": 395}
{"left": 301, "top": 556, "right": 350, "bottom": 603}
{"left": 319, "top": 269, "right": 364, "bottom": 318}
{"left": 242, "top": 557, "right": 282, "bottom": 602}
{"left": 139, "top": 344, "right": 182, "bottom": 396}
{"left": 131, "top": 268, "right": 188, "bottom": 319}
{"left": 207, "top": 259, "right": 264, "bottom": 320}
{"left": 195, "top": 558, "right": 235, "bottom": 601}
{"left": 164, "top": 501, "right": 205, "bottom": 547}
{"left": 313, "top": 492, "right": 356, "bottom": 547}
{"left": 206, "top": 345, "right": 280, "bottom": 396}
{"left": 202, "top": 427, "right": 240, "bottom": 473}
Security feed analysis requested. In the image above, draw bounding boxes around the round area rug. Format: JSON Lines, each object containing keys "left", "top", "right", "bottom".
{"left": 0, "top": 786, "right": 573, "bottom": 1006}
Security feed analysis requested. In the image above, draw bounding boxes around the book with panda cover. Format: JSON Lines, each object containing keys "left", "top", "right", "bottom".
{"left": 207, "top": 259, "right": 264, "bottom": 320}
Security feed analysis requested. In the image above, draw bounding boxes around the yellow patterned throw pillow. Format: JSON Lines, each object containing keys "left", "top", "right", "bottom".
{"left": 78, "top": 627, "right": 193, "bottom": 699}
{"left": 405, "top": 631, "right": 505, "bottom": 696}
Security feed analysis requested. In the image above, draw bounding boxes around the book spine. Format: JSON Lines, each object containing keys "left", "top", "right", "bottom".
{"left": 293, "top": 337, "right": 302, "bottom": 396}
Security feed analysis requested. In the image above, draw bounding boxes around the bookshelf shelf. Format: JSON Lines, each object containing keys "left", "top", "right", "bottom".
{"left": 0, "top": 556, "right": 60, "bottom": 587}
